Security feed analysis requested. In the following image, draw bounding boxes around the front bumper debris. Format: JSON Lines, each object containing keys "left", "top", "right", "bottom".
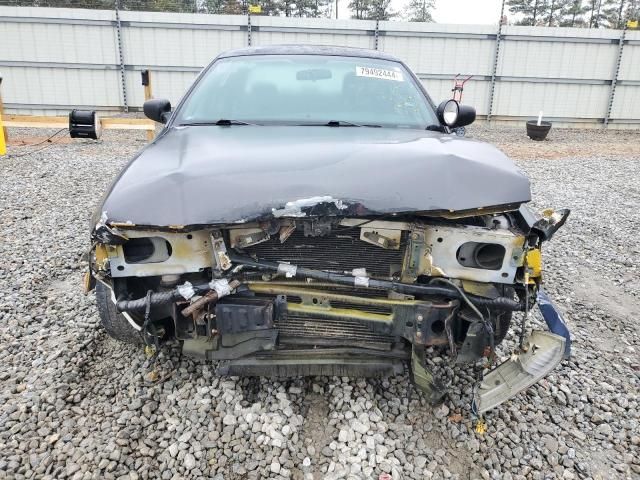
{"left": 91, "top": 208, "right": 572, "bottom": 413}
{"left": 473, "top": 330, "right": 566, "bottom": 413}
{"left": 537, "top": 287, "right": 571, "bottom": 359}
{"left": 471, "top": 287, "right": 571, "bottom": 413}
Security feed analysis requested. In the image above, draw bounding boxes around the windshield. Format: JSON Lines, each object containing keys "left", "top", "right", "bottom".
{"left": 174, "top": 54, "right": 438, "bottom": 129}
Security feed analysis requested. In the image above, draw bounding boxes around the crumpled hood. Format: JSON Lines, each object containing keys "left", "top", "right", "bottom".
{"left": 96, "top": 126, "right": 531, "bottom": 227}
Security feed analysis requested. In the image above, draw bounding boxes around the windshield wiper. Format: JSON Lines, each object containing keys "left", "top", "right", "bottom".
{"left": 327, "top": 120, "right": 384, "bottom": 127}
{"left": 178, "top": 119, "right": 256, "bottom": 126}
{"left": 297, "top": 120, "right": 382, "bottom": 127}
{"left": 326, "top": 120, "right": 362, "bottom": 127}
{"left": 426, "top": 124, "right": 445, "bottom": 132}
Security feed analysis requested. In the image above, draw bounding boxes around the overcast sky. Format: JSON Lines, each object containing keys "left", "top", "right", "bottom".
{"left": 431, "top": 0, "right": 504, "bottom": 24}
{"left": 337, "top": 0, "right": 505, "bottom": 24}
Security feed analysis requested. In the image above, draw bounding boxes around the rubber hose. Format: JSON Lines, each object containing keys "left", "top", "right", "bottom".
{"left": 229, "top": 254, "right": 524, "bottom": 311}
{"left": 116, "top": 290, "right": 182, "bottom": 312}
{"left": 116, "top": 282, "right": 211, "bottom": 313}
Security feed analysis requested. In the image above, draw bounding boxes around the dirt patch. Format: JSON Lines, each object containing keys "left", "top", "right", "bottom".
{"left": 467, "top": 125, "right": 640, "bottom": 161}
{"left": 502, "top": 142, "right": 639, "bottom": 160}
{"left": 573, "top": 267, "right": 638, "bottom": 328}
{"left": 7, "top": 136, "right": 74, "bottom": 147}
{"left": 298, "top": 390, "right": 333, "bottom": 480}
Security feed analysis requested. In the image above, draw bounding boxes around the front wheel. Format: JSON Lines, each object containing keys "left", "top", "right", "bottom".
{"left": 95, "top": 281, "right": 144, "bottom": 344}
{"left": 493, "top": 311, "right": 512, "bottom": 345}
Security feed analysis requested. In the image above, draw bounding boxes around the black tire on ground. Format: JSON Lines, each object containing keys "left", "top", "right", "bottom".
{"left": 95, "top": 282, "right": 144, "bottom": 344}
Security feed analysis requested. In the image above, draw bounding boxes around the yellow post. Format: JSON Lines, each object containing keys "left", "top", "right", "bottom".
{"left": 0, "top": 112, "right": 6, "bottom": 156}
{"left": 0, "top": 75, "right": 8, "bottom": 147}
{"left": 141, "top": 69, "right": 154, "bottom": 142}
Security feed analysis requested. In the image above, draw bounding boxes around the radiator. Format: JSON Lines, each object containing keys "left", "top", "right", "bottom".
{"left": 276, "top": 314, "right": 397, "bottom": 350}
{"left": 244, "top": 228, "right": 406, "bottom": 278}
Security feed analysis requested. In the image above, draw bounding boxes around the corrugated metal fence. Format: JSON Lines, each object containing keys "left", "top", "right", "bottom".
{"left": 1, "top": 6, "right": 639, "bottom": 128}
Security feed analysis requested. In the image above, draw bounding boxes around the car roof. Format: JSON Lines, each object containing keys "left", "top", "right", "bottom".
{"left": 216, "top": 44, "right": 403, "bottom": 62}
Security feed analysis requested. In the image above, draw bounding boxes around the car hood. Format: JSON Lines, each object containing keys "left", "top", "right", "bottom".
{"left": 96, "top": 126, "right": 531, "bottom": 227}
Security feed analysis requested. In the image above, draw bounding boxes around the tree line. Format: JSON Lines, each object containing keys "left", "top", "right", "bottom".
{"left": 4, "top": 0, "right": 639, "bottom": 25}
{"left": 507, "top": 0, "right": 640, "bottom": 28}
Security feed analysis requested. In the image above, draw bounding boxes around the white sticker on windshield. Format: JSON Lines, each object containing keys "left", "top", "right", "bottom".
{"left": 356, "top": 66, "right": 404, "bottom": 82}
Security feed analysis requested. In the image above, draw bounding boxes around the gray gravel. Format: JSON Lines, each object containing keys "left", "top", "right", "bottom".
{"left": 0, "top": 126, "right": 639, "bottom": 480}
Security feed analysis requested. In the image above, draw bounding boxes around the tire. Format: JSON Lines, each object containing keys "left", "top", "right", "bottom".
{"left": 493, "top": 311, "right": 512, "bottom": 345}
{"left": 95, "top": 282, "right": 144, "bottom": 344}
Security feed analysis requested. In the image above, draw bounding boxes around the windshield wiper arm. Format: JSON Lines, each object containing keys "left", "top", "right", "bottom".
{"left": 426, "top": 124, "right": 445, "bottom": 132}
{"left": 326, "top": 120, "right": 362, "bottom": 127}
{"left": 326, "top": 120, "right": 384, "bottom": 127}
{"left": 179, "top": 119, "right": 256, "bottom": 126}
{"left": 296, "top": 120, "right": 382, "bottom": 127}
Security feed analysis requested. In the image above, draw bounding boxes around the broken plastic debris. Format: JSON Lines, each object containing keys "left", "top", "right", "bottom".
{"left": 144, "top": 345, "right": 156, "bottom": 358}
{"left": 473, "top": 331, "right": 565, "bottom": 413}
{"left": 475, "top": 419, "right": 487, "bottom": 434}
{"left": 277, "top": 263, "right": 298, "bottom": 278}
{"left": 177, "top": 281, "right": 195, "bottom": 300}
{"left": 210, "top": 278, "right": 232, "bottom": 298}
{"left": 271, "top": 196, "right": 347, "bottom": 218}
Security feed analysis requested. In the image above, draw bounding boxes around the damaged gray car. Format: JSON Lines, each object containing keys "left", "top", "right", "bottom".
{"left": 87, "top": 45, "right": 571, "bottom": 413}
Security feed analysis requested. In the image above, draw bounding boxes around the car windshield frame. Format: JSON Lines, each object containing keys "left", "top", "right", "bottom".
{"left": 170, "top": 53, "right": 440, "bottom": 130}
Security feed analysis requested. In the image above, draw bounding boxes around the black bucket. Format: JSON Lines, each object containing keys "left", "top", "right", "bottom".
{"left": 526, "top": 120, "right": 552, "bottom": 141}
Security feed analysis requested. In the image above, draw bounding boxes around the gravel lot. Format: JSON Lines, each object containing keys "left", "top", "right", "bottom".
{"left": 0, "top": 125, "right": 639, "bottom": 480}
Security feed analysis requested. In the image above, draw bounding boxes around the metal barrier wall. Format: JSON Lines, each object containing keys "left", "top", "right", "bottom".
{"left": 1, "top": 6, "right": 639, "bottom": 127}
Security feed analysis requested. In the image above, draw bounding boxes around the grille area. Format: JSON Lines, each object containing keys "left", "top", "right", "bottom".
{"left": 243, "top": 229, "right": 407, "bottom": 278}
{"left": 276, "top": 314, "right": 397, "bottom": 349}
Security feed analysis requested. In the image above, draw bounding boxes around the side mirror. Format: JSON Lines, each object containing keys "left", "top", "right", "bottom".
{"left": 143, "top": 98, "right": 171, "bottom": 124}
{"left": 436, "top": 100, "right": 476, "bottom": 129}
{"left": 456, "top": 104, "right": 476, "bottom": 128}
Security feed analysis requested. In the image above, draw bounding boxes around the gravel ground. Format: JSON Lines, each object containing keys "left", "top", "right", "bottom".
{"left": 0, "top": 125, "right": 639, "bottom": 480}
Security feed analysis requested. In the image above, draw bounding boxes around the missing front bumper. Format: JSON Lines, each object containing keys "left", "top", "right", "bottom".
{"left": 215, "top": 348, "right": 406, "bottom": 377}
{"left": 472, "top": 330, "right": 566, "bottom": 414}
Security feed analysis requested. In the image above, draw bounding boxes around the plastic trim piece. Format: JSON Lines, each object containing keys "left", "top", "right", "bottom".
{"left": 473, "top": 330, "right": 565, "bottom": 413}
